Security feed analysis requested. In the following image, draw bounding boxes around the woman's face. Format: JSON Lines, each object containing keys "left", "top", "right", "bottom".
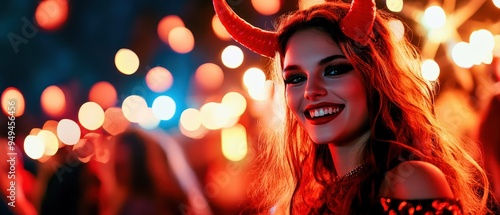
{"left": 282, "top": 29, "right": 369, "bottom": 145}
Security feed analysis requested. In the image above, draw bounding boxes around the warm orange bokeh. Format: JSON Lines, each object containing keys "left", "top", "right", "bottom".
{"left": 41, "top": 85, "right": 66, "bottom": 117}
{"left": 89, "top": 81, "right": 117, "bottom": 109}
{"left": 35, "top": 0, "right": 68, "bottom": 30}
{"left": 157, "top": 15, "right": 185, "bottom": 45}
{"left": 195, "top": 63, "right": 224, "bottom": 91}
{"left": 1, "top": 87, "right": 25, "bottom": 117}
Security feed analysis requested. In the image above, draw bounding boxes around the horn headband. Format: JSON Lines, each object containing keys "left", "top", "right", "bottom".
{"left": 213, "top": 0, "right": 376, "bottom": 58}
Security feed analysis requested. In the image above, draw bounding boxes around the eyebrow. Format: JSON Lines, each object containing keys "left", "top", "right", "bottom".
{"left": 283, "top": 54, "right": 347, "bottom": 72}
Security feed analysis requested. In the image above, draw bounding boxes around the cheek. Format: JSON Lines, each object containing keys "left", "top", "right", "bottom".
{"left": 285, "top": 88, "right": 302, "bottom": 115}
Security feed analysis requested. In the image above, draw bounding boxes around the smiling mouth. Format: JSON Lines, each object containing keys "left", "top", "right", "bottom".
{"left": 305, "top": 105, "right": 345, "bottom": 119}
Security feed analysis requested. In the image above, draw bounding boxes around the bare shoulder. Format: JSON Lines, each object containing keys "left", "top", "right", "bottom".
{"left": 379, "top": 160, "right": 454, "bottom": 199}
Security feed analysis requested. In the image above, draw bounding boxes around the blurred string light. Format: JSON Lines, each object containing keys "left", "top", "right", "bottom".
{"left": 37, "top": 130, "right": 58, "bottom": 156}
{"left": 180, "top": 108, "right": 202, "bottom": 131}
{"left": 221, "top": 45, "right": 244, "bottom": 69}
{"left": 152, "top": 95, "right": 176, "bottom": 120}
{"left": 386, "top": 0, "right": 403, "bottom": 13}
{"left": 212, "top": 15, "right": 231, "bottom": 41}
{"left": 1, "top": 87, "right": 25, "bottom": 117}
{"left": 122, "top": 95, "right": 148, "bottom": 123}
{"left": 168, "top": 27, "right": 195, "bottom": 54}
{"left": 145, "top": 66, "right": 173, "bottom": 93}
{"left": 137, "top": 108, "right": 161, "bottom": 130}
{"left": 200, "top": 102, "right": 230, "bottom": 130}
{"left": 89, "top": 81, "right": 117, "bottom": 109}
{"left": 398, "top": 0, "right": 497, "bottom": 69}
{"left": 494, "top": 0, "right": 500, "bottom": 8}
{"left": 41, "top": 85, "right": 66, "bottom": 118}
{"left": 42, "top": 120, "right": 63, "bottom": 148}
{"left": 78, "top": 102, "right": 105, "bottom": 131}
{"left": 115, "top": 48, "right": 140, "bottom": 75}
{"left": 494, "top": 35, "right": 500, "bottom": 57}
{"left": 422, "top": 6, "right": 446, "bottom": 30}
{"left": 102, "top": 107, "right": 130, "bottom": 136}
{"left": 195, "top": 63, "right": 224, "bottom": 91}
{"left": 24, "top": 135, "right": 45, "bottom": 159}
{"left": 421, "top": 59, "right": 441, "bottom": 81}
{"left": 251, "top": 0, "right": 280, "bottom": 15}
{"left": 298, "top": 0, "right": 324, "bottom": 9}
{"left": 221, "top": 124, "right": 247, "bottom": 162}
{"left": 35, "top": 0, "right": 68, "bottom": 30}
{"left": 452, "top": 42, "right": 474, "bottom": 69}
{"left": 221, "top": 92, "right": 247, "bottom": 117}
{"left": 57, "top": 119, "right": 81, "bottom": 145}
{"left": 158, "top": 15, "right": 185, "bottom": 45}
{"left": 243, "top": 67, "right": 272, "bottom": 100}
{"left": 451, "top": 29, "right": 496, "bottom": 68}
{"left": 180, "top": 121, "right": 208, "bottom": 139}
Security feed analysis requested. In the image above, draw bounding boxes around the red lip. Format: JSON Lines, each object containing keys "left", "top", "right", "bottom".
{"left": 304, "top": 102, "right": 345, "bottom": 125}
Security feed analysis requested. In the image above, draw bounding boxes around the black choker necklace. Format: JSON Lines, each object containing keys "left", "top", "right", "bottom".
{"left": 335, "top": 164, "right": 368, "bottom": 181}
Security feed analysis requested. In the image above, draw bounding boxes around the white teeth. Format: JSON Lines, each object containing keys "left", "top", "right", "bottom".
{"left": 308, "top": 106, "right": 341, "bottom": 118}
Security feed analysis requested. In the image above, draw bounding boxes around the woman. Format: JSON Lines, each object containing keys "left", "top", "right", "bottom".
{"left": 214, "top": 0, "right": 492, "bottom": 214}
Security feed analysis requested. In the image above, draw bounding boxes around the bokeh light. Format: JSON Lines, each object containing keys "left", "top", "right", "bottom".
{"left": 422, "top": 6, "right": 446, "bottom": 30}
{"left": 200, "top": 102, "right": 230, "bottom": 130}
{"left": 24, "top": 135, "right": 45, "bottom": 160}
{"left": 251, "top": 0, "right": 280, "bottom": 15}
{"left": 452, "top": 42, "right": 474, "bottom": 69}
{"left": 494, "top": 0, "right": 500, "bottom": 8}
{"left": 57, "top": 119, "right": 81, "bottom": 145}
{"left": 114, "top": 48, "right": 140, "bottom": 75}
{"left": 421, "top": 59, "right": 440, "bottom": 81}
{"left": 103, "top": 107, "right": 130, "bottom": 136}
{"left": 221, "top": 124, "right": 247, "bottom": 162}
{"left": 179, "top": 122, "right": 208, "bottom": 139}
{"left": 78, "top": 102, "right": 105, "bottom": 130}
{"left": 41, "top": 85, "right": 66, "bottom": 117}
{"left": 388, "top": 19, "right": 405, "bottom": 41}
{"left": 145, "top": 66, "right": 173, "bottom": 93}
{"left": 221, "top": 92, "right": 247, "bottom": 117}
{"left": 37, "top": 130, "right": 58, "bottom": 156}
{"left": 221, "top": 45, "right": 244, "bottom": 69}
{"left": 470, "top": 29, "right": 495, "bottom": 52}
{"left": 89, "top": 81, "right": 117, "bottom": 109}
{"left": 493, "top": 35, "right": 500, "bottom": 57}
{"left": 243, "top": 67, "right": 266, "bottom": 89}
{"left": 122, "top": 95, "right": 148, "bottom": 123}
{"left": 152, "top": 96, "right": 176, "bottom": 120}
{"left": 249, "top": 80, "right": 273, "bottom": 101}
{"left": 35, "top": 0, "right": 68, "bottom": 30}
{"left": 42, "top": 120, "right": 63, "bottom": 148}
{"left": 386, "top": 0, "right": 403, "bottom": 12}
{"left": 212, "top": 15, "right": 231, "bottom": 41}
{"left": 195, "top": 63, "right": 224, "bottom": 91}
{"left": 180, "top": 108, "right": 202, "bottom": 131}
{"left": 158, "top": 15, "right": 185, "bottom": 45}
{"left": 1, "top": 87, "right": 25, "bottom": 117}
{"left": 137, "top": 108, "right": 160, "bottom": 130}
{"left": 168, "top": 26, "right": 195, "bottom": 54}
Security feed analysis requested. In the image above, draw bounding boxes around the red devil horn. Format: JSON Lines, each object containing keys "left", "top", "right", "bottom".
{"left": 213, "top": 0, "right": 278, "bottom": 58}
{"left": 340, "top": 0, "right": 376, "bottom": 45}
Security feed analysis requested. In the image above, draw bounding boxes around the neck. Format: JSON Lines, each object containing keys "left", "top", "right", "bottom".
{"left": 328, "top": 130, "right": 370, "bottom": 177}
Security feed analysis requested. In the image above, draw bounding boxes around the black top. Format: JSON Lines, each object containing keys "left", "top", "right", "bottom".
{"left": 380, "top": 197, "right": 462, "bottom": 215}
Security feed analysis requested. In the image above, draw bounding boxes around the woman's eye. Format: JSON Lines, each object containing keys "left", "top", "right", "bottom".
{"left": 325, "top": 64, "right": 354, "bottom": 76}
{"left": 284, "top": 75, "right": 305, "bottom": 85}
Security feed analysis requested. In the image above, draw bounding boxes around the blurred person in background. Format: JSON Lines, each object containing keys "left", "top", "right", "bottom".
{"left": 99, "top": 128, "right": 190, "bottom": 215}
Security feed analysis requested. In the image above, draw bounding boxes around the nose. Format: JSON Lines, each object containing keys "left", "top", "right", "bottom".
{"left": 304, "top": 78, "right": 327, "bottom": 100}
